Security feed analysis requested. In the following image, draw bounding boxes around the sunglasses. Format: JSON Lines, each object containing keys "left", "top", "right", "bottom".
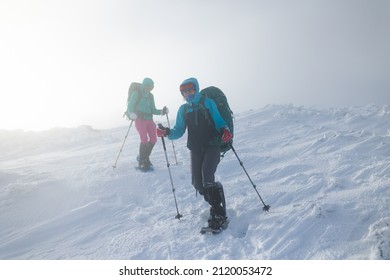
{"left": 180, "top": 83, "right": 195, "bottom": 94}
{"left": 181, "top": 88, "right": 195, "bottom": 94}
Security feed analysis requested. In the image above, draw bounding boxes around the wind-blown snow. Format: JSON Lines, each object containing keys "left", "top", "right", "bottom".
{"left": 0, "top": 104, "right": 389, "bottom": 260}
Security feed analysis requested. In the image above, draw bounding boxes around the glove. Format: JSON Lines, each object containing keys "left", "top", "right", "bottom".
{"left": 161, "top": 106, "right": 169, "bottom": 115}
{"left": 157, "top": 125, "right": 170, "bottom": 137}
{"left": 221, "top": 128, "right": 233, "bottom": 143}
{"left": 128, "top": 112, "right": 137, "bottom": 121}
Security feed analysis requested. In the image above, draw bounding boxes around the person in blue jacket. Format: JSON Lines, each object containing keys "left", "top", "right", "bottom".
{"left": 157, "top": 77, "right": 233, "bottom": 231}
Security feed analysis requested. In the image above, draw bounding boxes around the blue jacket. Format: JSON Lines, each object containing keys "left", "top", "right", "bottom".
{"left": 168, "top": 78, "right": 228, "bottom": 151}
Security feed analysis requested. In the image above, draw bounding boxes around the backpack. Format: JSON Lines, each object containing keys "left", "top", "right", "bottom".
{"left": 199, "top": 86, "right": 234, "bottom": 154}
{"left": 127, "top": 82, "right": 142, "bottom": 103}
{"left": 124, "top": 82, "right": 143, "bottom": 119}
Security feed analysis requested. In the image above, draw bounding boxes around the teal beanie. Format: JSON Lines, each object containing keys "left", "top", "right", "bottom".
{"left": 142, "top": 77, "right": 154, "bottom": 91}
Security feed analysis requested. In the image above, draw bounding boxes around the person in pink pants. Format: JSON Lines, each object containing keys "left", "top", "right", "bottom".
{"left": 127, "top": 78, "right": 168, "bottom": 171}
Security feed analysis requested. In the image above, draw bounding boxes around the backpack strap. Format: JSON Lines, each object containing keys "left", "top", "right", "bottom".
{"left": 183, "top": 97, "right": 213, "bottom": 127}
{"left": 135, "top": 91, "right": 143, "bottom": 108}
{"left": 198, "top": 96, "right": 213, "bottom": 126}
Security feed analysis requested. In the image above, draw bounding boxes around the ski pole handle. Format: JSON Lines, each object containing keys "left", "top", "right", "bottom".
{"left": 165, "top": 114, "right": 178, "bottom": 165}
{"left": 158, "top": 123, "right": 167, "bottom": 151}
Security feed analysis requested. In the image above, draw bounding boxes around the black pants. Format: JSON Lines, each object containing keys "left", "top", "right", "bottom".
{"left": 190, "top": 146, "right": 220, "bottom": 196}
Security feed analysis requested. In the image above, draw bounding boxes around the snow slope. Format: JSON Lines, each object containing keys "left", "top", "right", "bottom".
{"left": 0, "top": 104, "right": 389, "bottom": 260}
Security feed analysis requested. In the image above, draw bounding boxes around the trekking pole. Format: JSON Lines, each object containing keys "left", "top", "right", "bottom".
{"left": 229, "top": 142, "right": 271, "bottom": 212}
{"left": 158, "top": 124, "right": 183, "bottom": 220}
{"left": 112, "top": 120, "right": 133, "bottom": 169}
{"left": 165, "top": 114, "right": 178, "bottom": 165}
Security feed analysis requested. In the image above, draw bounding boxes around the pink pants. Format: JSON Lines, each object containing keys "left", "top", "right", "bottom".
{"left": 135, "top": 119, "right": 157, "bottom": 144}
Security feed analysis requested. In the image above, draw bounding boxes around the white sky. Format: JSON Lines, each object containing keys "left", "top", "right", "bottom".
{"left": 1, "top": 0, "right": 389, "bottom": 131}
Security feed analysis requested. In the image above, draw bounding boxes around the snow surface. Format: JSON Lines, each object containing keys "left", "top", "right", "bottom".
{"left": 0, "top": 104, "right": 389, "bottom": 260}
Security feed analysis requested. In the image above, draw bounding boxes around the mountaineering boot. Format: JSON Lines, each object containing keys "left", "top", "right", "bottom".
{"left": 201, "top": 206, "right": 229, "bottom": 234}
{"left": 205, "top": 182, "right": 227, "bottom": 217}
{"left": 201, "top": 182, "right": 229, "bottom": 233}
{"left": 144, "top": 142, "right": 155, "bottom": 168}
{"left": 207, "top": 206, "right": 227, "bottom": 229}
{"left": 138, "top": 143, "right": 150, "bottom": 171}
{"left": 208, "top": 213, "right": 229, "bottom": 231}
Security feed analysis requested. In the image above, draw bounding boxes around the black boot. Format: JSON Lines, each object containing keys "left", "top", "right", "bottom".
{"left": 208, "top": 213, "right": 229, "bottom": 231}
{"left": 138, "top": 143, "right": 150, "bottom": 171}
{"left": 204, "top": 182, "right": 229, "bottom": 230}
{"left": 144, "top": 142, "right": 155, "bottom": 168}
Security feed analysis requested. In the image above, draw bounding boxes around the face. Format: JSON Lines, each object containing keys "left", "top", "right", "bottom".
{"left": 180, "top": 82, "right": 196, "bottom": 101}
{"left": 180, "top": 83, "right": 196, "bottom": 95}
{"left": 182, "top": 88, "right": 195, "bottom": 102}
{"left": 144, "top": 85, "right": 153, "bottom": 92}
{"left": 182, "top": 88, "right": 195, "bottom": 96}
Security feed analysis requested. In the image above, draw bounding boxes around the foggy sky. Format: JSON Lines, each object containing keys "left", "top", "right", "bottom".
{"left": 0, "top": 0, "right": 389, "bottom": 130}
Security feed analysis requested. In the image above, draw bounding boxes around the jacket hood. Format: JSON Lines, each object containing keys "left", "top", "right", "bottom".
{"left": 180, "top": 77, "right": 200, "bottom": 104}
